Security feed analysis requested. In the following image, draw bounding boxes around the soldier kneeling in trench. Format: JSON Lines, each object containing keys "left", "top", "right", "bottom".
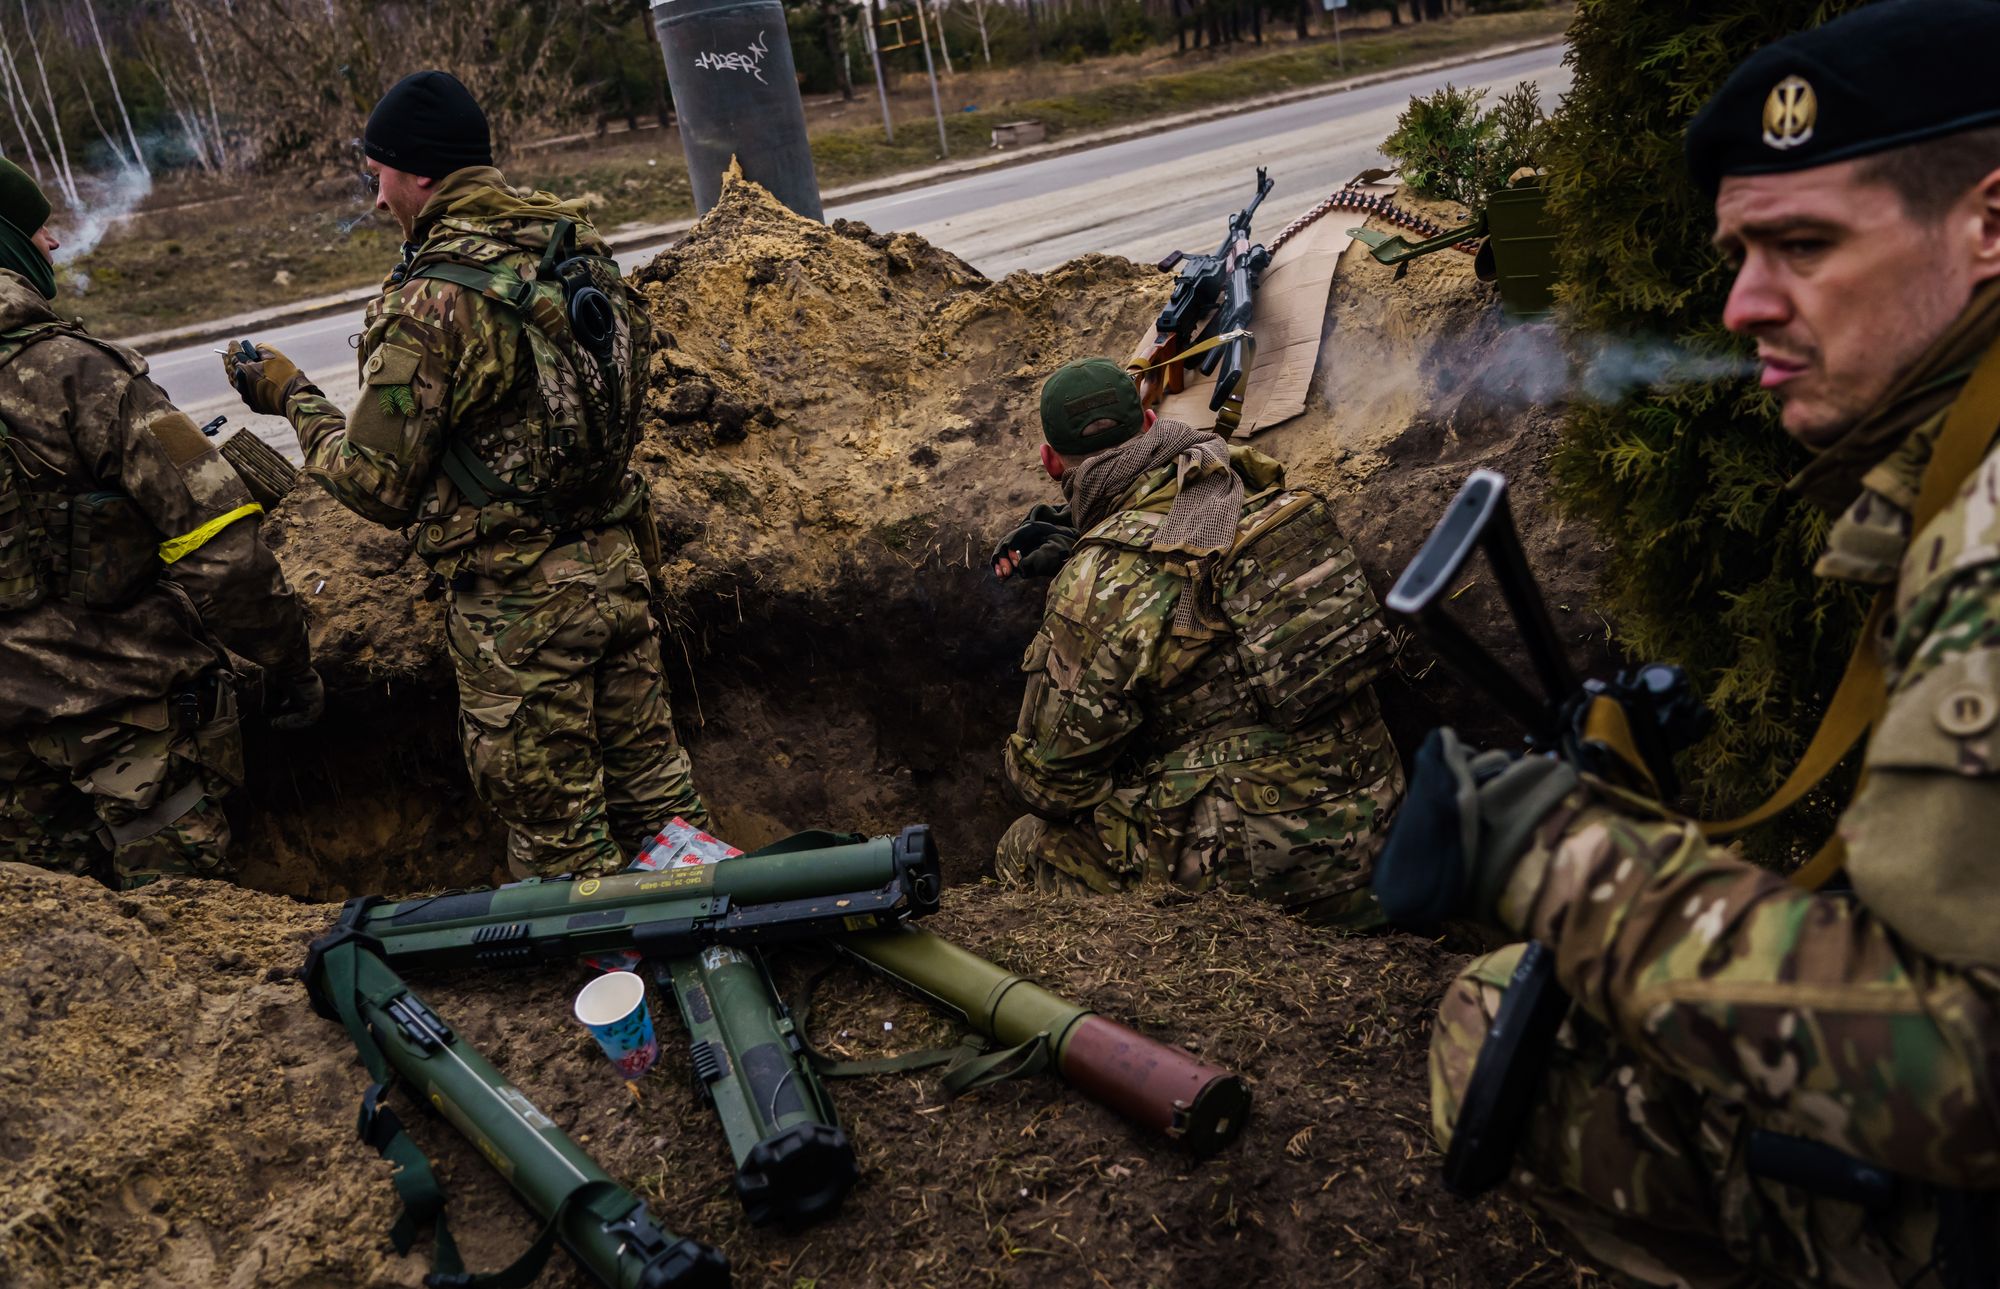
{"left": 990, "top": 357, "right": 1404, "bottom": 926}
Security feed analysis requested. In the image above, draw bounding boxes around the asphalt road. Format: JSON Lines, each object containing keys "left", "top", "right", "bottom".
{"left": 148, "top": 42, "right": 1568, "bottom": 457}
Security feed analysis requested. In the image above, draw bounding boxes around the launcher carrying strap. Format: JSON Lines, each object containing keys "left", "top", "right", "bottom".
{"left": 307, "top": 929, "right": 623, "bottom": 1289}
{"left": 791, "top": 961, "right": 1051, "bottom": 1096}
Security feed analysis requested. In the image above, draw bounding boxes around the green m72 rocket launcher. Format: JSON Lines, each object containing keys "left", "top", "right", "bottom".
{"left": 303, "top": 929, "right": 732, "bottom": 1288}
{"left": 842, "top": 925, "right": 1250, "bottom": 1157}
{"left": 323, "top": 828, "right": 938, "bottom": 1231}
{"left": 339, "top": 826, "right": 942, "bottom": 971}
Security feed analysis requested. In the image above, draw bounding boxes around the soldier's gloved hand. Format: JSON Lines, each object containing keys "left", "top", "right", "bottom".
{"left": 1371, "top": 727, "right": 1577, "bottom": 929}
{"left": 223, "top": 341, "right": 321, "bottom": 417}
{"left": 267, "top": 666, "right": 325, "bottom": 731}
{"left": 992, "top": 504, "right": 1078, "bottom": 581}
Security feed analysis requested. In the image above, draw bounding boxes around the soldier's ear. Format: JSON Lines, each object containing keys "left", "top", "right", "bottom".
{"left": 1039, "top": 442, "right": 1065, "bottom": 480}
{"left": 1969, "top": 166, "right": 2000, "bottom": 284}
{"left": 1140, "top": 409, "right": 1157, "bottom": 433}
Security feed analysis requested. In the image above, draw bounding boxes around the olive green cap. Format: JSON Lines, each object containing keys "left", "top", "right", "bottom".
{"left": 0, "top": 158, "right": 49, "bottom": 239}
{"left": 1039, "top": 357, "right": 1143, "bottom": 456}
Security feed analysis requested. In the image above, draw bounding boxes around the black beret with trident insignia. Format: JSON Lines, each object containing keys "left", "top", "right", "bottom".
{"left": 1686, "top": 0, "right": 2000, "bottom": 200}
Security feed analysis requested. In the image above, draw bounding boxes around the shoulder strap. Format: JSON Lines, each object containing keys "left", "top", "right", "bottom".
{"left": 409, "top": 259, "right": 536, "bottom": 311}
{"left": 1697, "top": 338, "right": 2000, "bottom": 888}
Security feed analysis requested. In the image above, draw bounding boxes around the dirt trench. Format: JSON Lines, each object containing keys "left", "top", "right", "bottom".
{"left": 0, "top": 175, "right": 1627, "bottom": 1288}
{"left": 235, "top": 176, "right": 1609, "bottom": 898}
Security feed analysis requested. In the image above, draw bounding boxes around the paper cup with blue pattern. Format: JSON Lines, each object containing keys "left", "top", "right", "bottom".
{"left": 573, "top": 969, "right": 660, "bottom": 1083}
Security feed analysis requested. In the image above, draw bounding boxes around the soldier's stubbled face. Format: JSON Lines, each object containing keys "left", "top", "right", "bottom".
{"left": 29, "top": 225, "right": 57, "bottom": 265}
{"left": 365, "top": 159, "right": 436, "bottom": 240}
{"left": 1713, "top": 157, "right": 2000, "bottom": 447}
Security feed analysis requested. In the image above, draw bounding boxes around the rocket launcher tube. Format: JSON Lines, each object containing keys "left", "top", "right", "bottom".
{"left": 665, "top": 946, "right": 857, "bottom": 1226}
{"left": 302, "top": 933, "right": 730, "bottom": 1289}
{"left": 840, "top": 925, "right": 1251, "bottom": 1157}
{"left": 345, "top": 827, "right": 942, "bottom": 972}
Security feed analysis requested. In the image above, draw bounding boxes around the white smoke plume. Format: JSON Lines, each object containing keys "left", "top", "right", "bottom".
{"left": 52, "top": 165, "right": 153, "bottom": 264}
{"left": 1445, "top": 323, "right": 1758, "bottom": 408}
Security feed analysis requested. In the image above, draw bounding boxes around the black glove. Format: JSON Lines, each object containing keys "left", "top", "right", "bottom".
{"left": 992, "top": 503, "right": 1078, "bottom": 580}
{"left": 1371, "top": 727, "right": 1578, "bottom": 929}
{"left": 268, "top": 667, "right": 325, "bottom": 731}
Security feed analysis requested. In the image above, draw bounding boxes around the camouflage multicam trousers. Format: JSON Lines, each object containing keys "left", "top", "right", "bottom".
{"left": 0, "top": 680, "right": 242, "bottom": 889}
{"left": 1428, "top": 780, "right": 2000, "bottom": 1287}
{"left": 446, "top": 525, "right": 707, "bottom": 878}
{"left": 995, "top": 731, "right": 1401, "bottom": 928}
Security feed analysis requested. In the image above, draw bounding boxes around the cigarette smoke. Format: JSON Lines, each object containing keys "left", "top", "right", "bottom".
{"left": 1456, "top": 324, "right": 1758, "bottom": 407}
{"left": 53, "top": 165, "right": 153, "bottom": 265}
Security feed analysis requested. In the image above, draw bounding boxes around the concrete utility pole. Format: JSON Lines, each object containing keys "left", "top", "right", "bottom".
{"left": 650, "top": 0, "right": 826, "bottom": 220}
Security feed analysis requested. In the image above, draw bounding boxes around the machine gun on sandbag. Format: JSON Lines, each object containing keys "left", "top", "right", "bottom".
{"left": 304, "top": 824, "right": 1251, "bottom": 1289}
{"left": 1378, "top": 472, "right": 1999, "bottom": 1289}
{"left": 1131, "top": 168, "right": 1274, "bottom": 437}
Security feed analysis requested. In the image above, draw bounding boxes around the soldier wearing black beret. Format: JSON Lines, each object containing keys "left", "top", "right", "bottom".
{"left": 1373, "top": 1, "right": 2000, "bottom": 1283}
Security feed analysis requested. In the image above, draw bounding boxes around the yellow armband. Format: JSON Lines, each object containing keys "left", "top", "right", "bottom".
{"left": 158, "top": 503, "right": 264, "bottom": 564}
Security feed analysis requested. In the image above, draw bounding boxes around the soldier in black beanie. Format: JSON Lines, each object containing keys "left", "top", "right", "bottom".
{"left": 223, "top": 71, "right": 711, "bottom": 878}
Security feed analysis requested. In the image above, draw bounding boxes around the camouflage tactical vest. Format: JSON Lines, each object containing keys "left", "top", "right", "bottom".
{"left": 404, "top": 218, "right": 650, "bottom": 532}
{"left": 0, "top": 322, "right": 161, "bottom": 613}
{"left": 1078, "top": 485, "right": 1391, "bottom": 742}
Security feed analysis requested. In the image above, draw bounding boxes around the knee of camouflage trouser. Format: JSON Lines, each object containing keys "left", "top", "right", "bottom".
{"left": 0, "top": 736, "right": 110, "bottom": 880}
{"left": 993, "top": 814, "right": 1114, "bottom": 895}
{"left": 1428, "top": 943, "right": 1527, "bottom": 1153}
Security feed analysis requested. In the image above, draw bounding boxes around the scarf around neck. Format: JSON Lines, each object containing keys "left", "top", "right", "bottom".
{"left": 1063, "top": 418, "right": 1243, "bottom": 636}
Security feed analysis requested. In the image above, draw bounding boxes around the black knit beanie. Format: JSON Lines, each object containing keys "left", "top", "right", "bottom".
{"left": 364, "top": 71, "right": 493, "bottom": 180}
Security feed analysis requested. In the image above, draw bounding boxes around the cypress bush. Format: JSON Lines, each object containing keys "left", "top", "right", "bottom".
{"left": 1545, "top": 1, "right": 1868, "bottom": 830}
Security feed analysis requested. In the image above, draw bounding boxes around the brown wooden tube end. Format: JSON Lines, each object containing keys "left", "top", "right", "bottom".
{"left": 1057, "top": 1014, "right": 1250, "bottom": 1157}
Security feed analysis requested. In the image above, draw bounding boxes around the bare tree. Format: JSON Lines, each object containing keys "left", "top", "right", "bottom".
{"left": 15, "top": 2, "right": 78, "bottom": 202}
{"left": 0, "top": 33, "right": 43, "bottom": 182}
{"left": 962, "top": 0, "right": 994, "bottom": 64}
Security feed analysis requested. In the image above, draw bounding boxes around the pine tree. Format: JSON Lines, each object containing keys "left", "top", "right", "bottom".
{"left": 1546, "top": 1, "right": 1869, "bottom": 831}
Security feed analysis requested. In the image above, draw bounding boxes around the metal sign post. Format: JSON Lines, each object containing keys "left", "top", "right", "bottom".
{"left": 865, "top": 2, "right": 895, "bottom": 142}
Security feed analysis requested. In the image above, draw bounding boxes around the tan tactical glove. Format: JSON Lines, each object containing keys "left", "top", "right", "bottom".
{"left": 222, "top": 340, "right": 321, "bottom": 417}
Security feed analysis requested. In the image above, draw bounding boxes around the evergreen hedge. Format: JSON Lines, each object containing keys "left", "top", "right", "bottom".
{"left": 1545, "top": 1, "right": 1868, "bottom": 831}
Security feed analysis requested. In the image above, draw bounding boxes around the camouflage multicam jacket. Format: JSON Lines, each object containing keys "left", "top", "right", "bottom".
{"left": 1005, "top": 444, "right": 1399, "bottom": 912}
{"left": 282, "top": 167, "right": 650, "bottom": 581}
{"left": 1825, "top": 394, "right": 2000, "bottom": 966}
{"left": 0, "top": 270, "right": 308, "bottom": 728}
{"left": 1487, "top": 334, "right": 2000, "bottom": 1190}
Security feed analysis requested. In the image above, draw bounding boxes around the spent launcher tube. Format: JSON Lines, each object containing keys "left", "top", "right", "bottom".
{"left": 841, "top": 924, "right": 1251, "bottom": 1157}
{"left": 343, "top": 827, "right": 942, "bottom": 972}
{"left": 302, "top": 934, "right": 730, "bottom": 1289}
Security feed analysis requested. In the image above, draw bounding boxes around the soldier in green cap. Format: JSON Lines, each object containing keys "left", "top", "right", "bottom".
{"left": 222, "top": 71, "right": 708, "bottom": 878}
{"left": 1369, "top": 1, "right": 2000, "bottom": 1282}
{"left": 0, "top": 158, "right": 320, "bottom": 889}
{"left": 991, "top": 357, "right": 1403, "bottom": 926}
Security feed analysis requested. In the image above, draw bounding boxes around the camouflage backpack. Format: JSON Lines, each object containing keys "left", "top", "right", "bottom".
{"left": 406, "top": 217, "right": 649, "bottom": 525}
{"left": 1216, "top": 487, "right": 1392, "bottom": 729}
{"left": 1079, "top": 483, "right": 1392, "bottom": 732}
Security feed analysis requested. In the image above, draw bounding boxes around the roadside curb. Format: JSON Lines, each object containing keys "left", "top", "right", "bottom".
{"left": 124, "top": 32, "right": 1564, "bottom": 354}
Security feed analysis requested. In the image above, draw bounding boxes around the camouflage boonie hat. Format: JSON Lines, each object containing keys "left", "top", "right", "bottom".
{"left": 1040, "top": 358, "right": 1144, "bottom": 456}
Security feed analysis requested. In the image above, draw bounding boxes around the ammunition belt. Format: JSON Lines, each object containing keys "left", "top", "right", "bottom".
{"left": 1267, "top": 187, "right": 1480, "bottom": 257}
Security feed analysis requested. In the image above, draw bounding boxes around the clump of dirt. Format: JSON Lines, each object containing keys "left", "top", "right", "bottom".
{"left": 0, "top": 861, "right": 1581, "bottom": 1289}
{"left": 251, "top": 176, "right": 1607, "bottom": 897}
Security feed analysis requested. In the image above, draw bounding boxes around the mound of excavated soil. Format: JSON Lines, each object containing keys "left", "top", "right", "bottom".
{"left": 249, "top": 175, "right": 1606, "bottom": 900}
{"left": 0, "top": 862, "right": 1576, "bottom": 1289}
